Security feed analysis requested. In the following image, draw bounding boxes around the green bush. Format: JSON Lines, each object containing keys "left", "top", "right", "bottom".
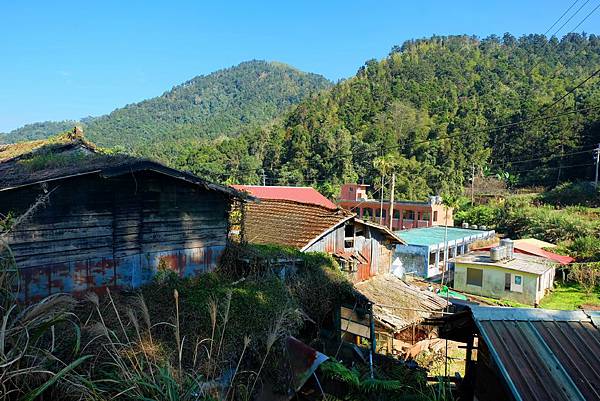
{"left": 539, "top": 182, "right": 600, "bottom": 208}
{"left": 563, "top": 236, "right": 600, "bottom": 262}
{"left": 454, "top": 204, "right": 500, "bottom": 227}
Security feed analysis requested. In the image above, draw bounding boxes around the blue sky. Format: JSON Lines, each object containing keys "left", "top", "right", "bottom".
{"left": 1, "top": 0, "right": 599, "bottom": 132}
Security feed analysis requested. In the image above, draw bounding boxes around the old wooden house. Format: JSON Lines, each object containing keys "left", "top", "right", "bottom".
{"left": 0, "top": 131, "right": 245, "bottom": 301}
{"left": 237, "top": 194, "right": 403, "bottom": 282}
{"left": 235, "top": 186, "right": 447, "bottom": 357}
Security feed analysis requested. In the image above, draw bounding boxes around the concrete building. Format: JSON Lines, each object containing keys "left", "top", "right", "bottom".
{"left": 453, "top": 251, "right": 556, "bottom": 305}
{"left": 337, "top": 184, "right": 453, "bottom": 230}
{"left": 392, "top": 226, "right": 495, "bottom": 278}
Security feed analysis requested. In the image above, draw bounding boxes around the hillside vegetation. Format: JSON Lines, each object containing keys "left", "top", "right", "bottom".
{"left": 0, "top": 61, "right": 332, "bottom": 152}
{"left": 3, "top": 35, "right": 600, "bottom": 198}
{"left": 175, "top": 34, "right": 600, "bottom": 196}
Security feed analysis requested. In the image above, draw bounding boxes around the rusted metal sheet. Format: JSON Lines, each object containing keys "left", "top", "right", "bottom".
{"left": 17, "top": 245, "right": 225, "bottom": 301}
{"left": 472, "top": 306, "right": 600, "bottom": 401}
{"left": 3, "top": 172, "right": 230, "bottom": 302}
{"left": 285, "top": 336, "right": 328, "bottom": 392}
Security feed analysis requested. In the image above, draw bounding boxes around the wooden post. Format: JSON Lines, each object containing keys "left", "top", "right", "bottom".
{"left": 388, "top": 172, "right": 395, "bottom": 231}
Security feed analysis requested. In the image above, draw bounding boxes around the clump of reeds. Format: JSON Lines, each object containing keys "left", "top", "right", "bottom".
{"left": 0, "top": 293, "right": 93, "bottom": 401}
{"left": 84, "top": 286, "right": 262, "bottom": 401}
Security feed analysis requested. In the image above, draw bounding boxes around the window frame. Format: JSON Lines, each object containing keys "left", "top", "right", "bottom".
{"left": 466, "top": 268, "right": 483, "bottom": 287}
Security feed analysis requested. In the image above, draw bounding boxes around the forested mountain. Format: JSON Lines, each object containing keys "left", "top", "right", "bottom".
{"left": 1, "top": 120, "right": 79, "bottom": 143}
{"left": 175, "top": 34, "right": 600, "bottom": 197}
{"left": 0, "top": 61, "right": 332, "bottom": 149}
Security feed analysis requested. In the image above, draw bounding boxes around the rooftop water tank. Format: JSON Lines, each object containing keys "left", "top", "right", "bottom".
{"left": 480, "top": 225, "right": 487, "bottom": 231}
{"left": 490, "top": 246, "right": 503, "bottom": 262}
{"left": 462, "top": 222, "right": 469, "bottom": 229}
{"left": 500, "top": 238, "right": 514, "bottom": 259}
{"left": 471, "top": 224, "right": 478, "bottom": 230}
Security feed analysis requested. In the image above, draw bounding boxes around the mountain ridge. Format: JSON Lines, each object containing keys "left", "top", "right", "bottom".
{"left": 0, "top": 60, "right": 332, "bottom": 148}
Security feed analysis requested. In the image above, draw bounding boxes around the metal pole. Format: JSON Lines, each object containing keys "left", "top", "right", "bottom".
{"left": 379, "top": 174, "right": 385, "bottom": 225}
{"left": 470, "top": 163, "right": 475, "bottom": 206}
{"left": 594, "top": 144, "right": 600, "bottom": 188}
{"left": 388, "top": 172, "right": 395, "bottom": 231}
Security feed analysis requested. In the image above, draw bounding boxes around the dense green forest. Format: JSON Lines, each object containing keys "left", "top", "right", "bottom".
{"left": 173, "top": 34, "right": 600, "bottom": 198}
{"left": 3, "top": 35, "right": 600, "bottom": 200}
{"left": 0, "top": 61, "right": 332, "bottom": 149}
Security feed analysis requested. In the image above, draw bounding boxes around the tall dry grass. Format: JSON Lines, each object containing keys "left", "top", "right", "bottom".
{"left": 83, "top": 285, "right": 296, "bottom": 401}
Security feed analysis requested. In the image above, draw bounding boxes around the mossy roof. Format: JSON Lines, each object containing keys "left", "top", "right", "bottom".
{"left": 0, "top": 130, "right": 247, "bottom": 199}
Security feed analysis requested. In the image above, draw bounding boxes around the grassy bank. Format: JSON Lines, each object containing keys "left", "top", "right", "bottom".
{"left": 539, "top": 282, "right": 600, "bottom": 310}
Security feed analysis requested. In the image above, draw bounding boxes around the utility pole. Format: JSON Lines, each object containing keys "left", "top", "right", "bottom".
{"left": 594, "top": 144, "right": 600, "bottom": 188}
{"left": 261, "top": 169, "right": 266, "bottom": 186}
{"left": 470, "top": 163, "right": 475, "bottom": 206}
{"left": 379, "top": 174, "right": 385, "bottom": 225}
{"left": 388, "top": 172, "right": 396, "bottom": 231}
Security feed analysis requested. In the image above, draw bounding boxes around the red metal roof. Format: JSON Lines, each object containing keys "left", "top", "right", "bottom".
{"left": 231, "top": 185, "right": 337, "bottom": 209}
{"left": 474, "top": 242, "right": 574, "bottom": 265}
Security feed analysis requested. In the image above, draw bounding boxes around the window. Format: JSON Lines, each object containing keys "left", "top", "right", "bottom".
{"left": 403, "top": 210, "right": 415, "bottom": 220}
{"left": 512, "top": 275, "right": 523, "bottom": 293}
{"left": 421, "top": 211, "right": 431, "bottom": 221}
{"left": 433, "top": 211, "right": 438, "bottom": 222}
{"left": 344, "top": 224, "right": 354, "bottom": 248}
{"left": 429, "top": 252, "right": 437, "bottom": 266}
{"left": 466, "top": 268, "right": 483, "bottom": 287}
{"left": 362, "top": 208, "right": 373, "bottom": 219}
{"left": 505, "top": 273, "right": 511, "bottom": 291}
{"left": 393, "top": 209, "right": 401, "bottom": 219}
{"left": 375, "top": 209, "right": 386, "bottom": 218}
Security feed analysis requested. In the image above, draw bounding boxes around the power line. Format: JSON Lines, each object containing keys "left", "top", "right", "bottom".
{"left": 543, "top": 0, "right": 581, "bottom": 36}
{"left": 550, "top": 0, "right": 591, "bottom": 38}
{"left": 539, "top": 67, "right": 600, "bottom": 113}
{"left": 508, "top": 162, "right": 595, "bottom": 174}
{"left": 569, "top": 1, "right": 600, "bottom": 32}
{"left": 328, "top": 104, "right": 600, "bottom": 162}
{"left": 489, "top": 146, "right": 597, "bottom": 167}
{"left": 206, "top": 104, "right": 600, "bottom": 181}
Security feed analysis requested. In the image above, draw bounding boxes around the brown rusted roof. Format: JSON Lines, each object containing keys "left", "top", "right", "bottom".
{"left": 471, "top": 306, "right": 600, "bottom": 401}
{"left": 0, "top": 132, "right": 248, "bottom": 199}
{"left": 242, "top": 199, "right": 354, "bottom": 250}
{"left": 354, "top": 274, "right": 447, "bottom": 332}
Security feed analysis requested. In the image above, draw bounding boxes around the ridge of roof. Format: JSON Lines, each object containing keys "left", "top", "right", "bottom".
{"left": 231, "top": 185, "right": 337, "bottom": 209}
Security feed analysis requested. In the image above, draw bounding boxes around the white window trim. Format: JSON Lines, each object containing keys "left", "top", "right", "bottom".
{"left": 511, "top": 274, "right": 523, "bottom": 293}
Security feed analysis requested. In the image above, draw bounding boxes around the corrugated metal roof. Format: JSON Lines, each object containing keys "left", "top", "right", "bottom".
{"left": 471, "top": 305, "right": 600, "bottom": 401}
{"left": 395, "top": 226, "right": 494, "bottom": 247}
{"left": 231, "top": 185, "right": 337, "bottom": 209}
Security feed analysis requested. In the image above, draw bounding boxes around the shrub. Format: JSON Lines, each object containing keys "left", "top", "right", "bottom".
{"left": 564, "top": 236, "right": 600, "bottom": 262}
{"left": 454, "top": 204, "right": 500, "bottom": 227}
{"left": 539, "top": 182, "right": 600, "bottom": 207}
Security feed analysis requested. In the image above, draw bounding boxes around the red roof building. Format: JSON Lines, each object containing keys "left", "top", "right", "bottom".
{"left": 231, "top": 185, "right": 337, "bottom": 209}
